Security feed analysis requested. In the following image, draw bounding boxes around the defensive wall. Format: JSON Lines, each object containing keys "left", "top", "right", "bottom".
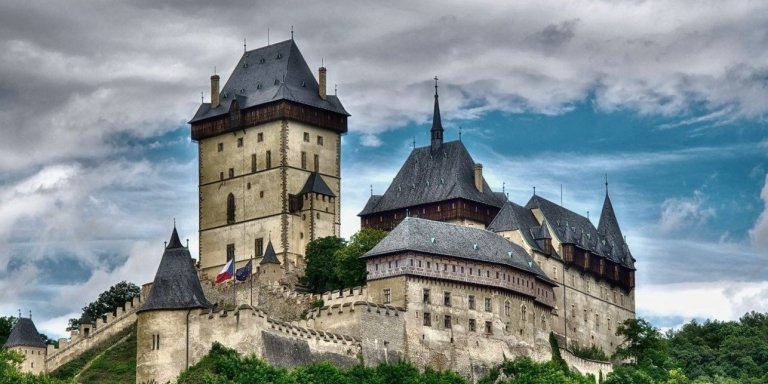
{"left": 560, "top": 347, "right": 613, "bottom": 381}
{"left": 45, "top": 289, "right": 147, "bottom": 372}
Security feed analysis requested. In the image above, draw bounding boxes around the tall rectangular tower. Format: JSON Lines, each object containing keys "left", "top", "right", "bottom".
{"left": 189, "top": 40, "right": 349, "bottom": 281}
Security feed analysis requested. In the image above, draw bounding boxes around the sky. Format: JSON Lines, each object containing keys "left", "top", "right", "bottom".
{"left": 0, "top": 0, "right": 766, "bottom": 339}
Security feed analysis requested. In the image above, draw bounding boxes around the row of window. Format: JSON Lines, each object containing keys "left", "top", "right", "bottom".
{"left": 151, "top": 334, "right": 161, "bottom": 350}
{"left": 423, "top": 313, "right": 494, "bottom": 334}
{"left": 373, "top": 258, "right": 535, "bottom": 290}
{"left": 568, "top": 273, "right": 626, "bottom": 306}
{"left": 217, "top": 132, "right": 324, "bottom": 153}
{"left": 570, "top": 305, "right": 620, "bottom": 331}
{"left": 420, "top": 288, "right": 531, "bottom": 320}
{"left": 218, "top": 150, "right": 322, "bottom": 182}
{"left": 225, "top": 239, "right": 265, "bottom": 262}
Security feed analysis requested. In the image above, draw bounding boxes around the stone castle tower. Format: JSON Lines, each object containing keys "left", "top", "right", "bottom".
{"left": 3, "top": 315, "right": 47, "bottom": 374}
{"left": 189, "top": 39, "right": 349, "bottom": 281}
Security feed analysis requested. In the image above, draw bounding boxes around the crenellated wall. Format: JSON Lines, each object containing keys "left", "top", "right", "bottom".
{"left": 45, "top": 293, "right": 145, "bottom": 372}
{"left": 560, "top": 347, "right": 612, "bottom": 381}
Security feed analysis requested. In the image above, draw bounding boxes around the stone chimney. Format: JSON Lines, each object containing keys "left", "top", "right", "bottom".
{"left": 318, "top": 67, "right": 327, "bottom": 100}
{"left": 474, "top": 163, "right": 483, "bottom": 192}
{"left": 210, "top": 74, "right": 220, "bottom": 108}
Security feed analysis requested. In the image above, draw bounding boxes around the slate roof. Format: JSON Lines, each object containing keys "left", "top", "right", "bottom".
{"left": 298, "top": 172, "right": 335, "bottom": 197}
{"left": 3, "top": 317, "right": 45, "bottom": 349}
{"left": 138, "top": 227, "right": 211, "bottom": 313}
{"left": 598, "top": 193, "right": 635, "bottom": 267}
{"left": 190, "top": 39, "right": 348, "bottom": 124}
{"left": 363, "top": 217, "right": 553, "bottom": 284}
{"left": 260, "top": 240, "right": 280, "bottom": 265}
{"left": 526, "top": 195, "right": 634, "bottom": 269}
{"left": 487, "top": 201, "right": 548, "bottom": 254}
{"left": 79, "top": 311, "right": 94, "bottom": 325}
{"left": 358, "top": 140, "right": 506, "bottom": 215}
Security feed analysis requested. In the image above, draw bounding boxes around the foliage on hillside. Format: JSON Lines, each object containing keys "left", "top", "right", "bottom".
{"left": 49, "top": 323, "right": 136, "bottom": 380}
{"left": 67, "top": 281, "right": 141, "bottom": 330}
{"left": 607, "top": 312, "right": 768, "bottom": 384}
{"left": 176, "top": 342, "right": 592, "bottom": 384}
{"left": 301, "top": 228, "right": 387, "bottom": 293}
{"left": 75, "top": 322, "right": 136, "bottom": 384}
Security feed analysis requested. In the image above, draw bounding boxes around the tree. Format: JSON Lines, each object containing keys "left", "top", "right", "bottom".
{"left": 301, "top": 237, "right": 346, "bottom": 293}
{"left": 0, "top": 316, "right": 16, "bottom": 346}
{"left": 614, "top": 318, "right": 668, "bottom": 381}
{"left": 334, "top": 228, "right": 387, "bottom": 288}
{"left": 66, "top": 281, "right": 141, "bottom": 331}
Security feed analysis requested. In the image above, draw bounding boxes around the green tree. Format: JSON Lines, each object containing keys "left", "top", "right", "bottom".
{"left": 66, "top": 281, "right": 141, "bottom": 330}
{"left": 0, "top": 316, "right": 16, "bottom": 346}
{"left": 603, "top": 366, "right": 655, "bottom": 384}
{"left": 334, "top": 228, "right": 387, "bottom": 288}
{"left": 615, "top": 318, "right": 668, "bottom": 378}
{"left": 301, "top": 236, "right": 346, "bottom": 293}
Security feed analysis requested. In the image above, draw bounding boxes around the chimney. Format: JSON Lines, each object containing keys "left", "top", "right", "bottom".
{"left": 318, "top": 67, "right": 327, "bottom": 100}
{"left": 210, "top": 74, "right": 220, "bottom": 108}
{"left": 474, "top": 163, "right": 483, "bottom": 192}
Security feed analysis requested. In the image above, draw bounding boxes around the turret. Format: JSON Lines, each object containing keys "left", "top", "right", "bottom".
{"left": 430, "top": 76, "right": 444, "bottom": 150}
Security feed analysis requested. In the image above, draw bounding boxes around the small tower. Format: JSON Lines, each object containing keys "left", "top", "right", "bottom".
{"left": 78, "top": 311, "right": 95, "bottom": 338}
{"left": 136, "top": 225, "right": 211, "bottom": 384}
{"left": 3, "top": 315, "right": 47, "bottom": 374}
{"left": 259, "top": 240, "right": 282, "bottom": 284}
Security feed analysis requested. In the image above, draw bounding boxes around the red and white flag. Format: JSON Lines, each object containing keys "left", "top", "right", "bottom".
{"left": 215, "top": 259, "right": 234, "bottom": 283}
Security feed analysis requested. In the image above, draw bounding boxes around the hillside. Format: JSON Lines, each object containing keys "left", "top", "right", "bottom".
{"left": 49, "top": 323, "right": 136, "bottom": 383}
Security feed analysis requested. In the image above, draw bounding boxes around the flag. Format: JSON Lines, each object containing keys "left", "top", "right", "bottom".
{"left": 235, "top": 260, "right": 252, "bottom": 282}
{"left": 216, "top": 259, "right": 234, "bottom": 283}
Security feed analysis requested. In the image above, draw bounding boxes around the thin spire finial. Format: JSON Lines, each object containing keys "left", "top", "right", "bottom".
{"left": 434, "top": 76, "right": 439, "bottom": 97}
{"left": 173, "top": 217, "right": 176, "bottom": 228}
{"left": 412, "top": 136, "right": 416, "bottom": 149}
{"left": 200, "top": 91, "right": 204, "bottom": 103}
{"left": 370, "top": 184, "right": 373, "bottom": 196}
{"left": 18, "top": 309, "right": 21, "bottom": 318}
{"left": 533, "top": 186, "right": 536, "bottom": 196}
{"left": 244, "top": 38, "right": 247, "bottom": 53}
{"left": 459, "top": 126, "right": 462, "bottom": 141}
{"left": 291, "top": 25, "right": 294, "bottom": 40}
{"left": 334, "top": 84, "right": 337, "bottom": 95}
{"left": 29, "top": 310, "right": 32, "bottom": 319}
{"left": 502, "top": 181, "right": 505, "bottom": 194}
{"left": 605, "top": 173, "right": 609, "bottom": 194}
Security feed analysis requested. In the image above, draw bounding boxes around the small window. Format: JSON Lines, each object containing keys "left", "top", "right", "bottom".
{"left": 485, "top": 321, "right": 493, "bottom": 334}
{"left": 259, "top": 191, "right": 264, "bottom": 198}
{"left": 317, "top": 136, "right": 324, "bottom": 145}
{"left": 220, "top": 171, "right": 224, "bottom": 180}
{"left": 228, "top": 168, "right": 234, "bottom": 178}
{"left": 505, "top": 301, "right": 511, "bottom": 316}
{"left": 444, "top": 315, "right": 452, "bottom": 329}
{"left": 257, "top": 132, "right": 264, "bottom": 142}
{"left": 521, "top": 305, "right": 527, "bottom": 322}
{"left": 468, "top": 318, "right": 476, "bottom": 332}
{"left": 484, "top": 297, "right": 492, "bottom": 312}
{"left": 423, "top": 312, "right": 431, "bottom": 326}
{"left": 444, "top": 291, "right": 451, "bottom": 307}
{"left": 226, "top": 244, "right": 235, "bottom": 261}
{"left": 468, "top": 295, "right": 475, "bottom": 310}
{"left": 314, "top": 154, "right": 319, "bottom": 172}
{"left": 237, "top": 137, "right": 243, "bottom": 147}
{"left": 218, "top": 143, "right": 223, "bottom": 152}
{"left": 251, "top": 154, "right": 257, "bottom": 172}
{"left": 304, "top": 132, "right": 310, "bottom": 142}
{"left": 301, "top": 152, "right": 307, "bottom": 169}
{"left": 266, "top": 151, "right": 271, "bottom": 168}
{"left": 227, "top": 193, "right": 235, "bottom": 223}
{"left": 383, "top": 289, "right": 391, "bottom": 304}
{"left": 423, "top": 289, "right": 431, "bottom": 304}
{"left": 255, "top": 238, "right": 264, "bottom": 257}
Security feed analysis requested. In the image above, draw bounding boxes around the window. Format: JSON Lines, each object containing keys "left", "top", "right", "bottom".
{"left": 220, "top": 171, "right": 224, "bottom": 180}
{"left": 314, "top": 154, "right": 319, "bottom": 172}
{"left": 266, "top": 151, "right": 271, "bottom": 168}
{"left": 444, "top": 291, "right": 451, "bottom": 307}
{"left": 571, "top": 304, "right": 576, "bottom": 318}
{"left": 303, "top": 132, "right": 310, "bottom": 142}
{"left": 468, "top": 295, "right": 475, "bottom": 310}
{"left": 595, "top": 314, "right": 600, "bottom": 330}
{"left": 317, "top": 136, "right": 323, "bottom": 145}
{"left": 228, "top": 168, "right": 234, "bottom": 178}
{"left": 301, "top": 151, "right": 307, "bottom": 169}
{"left": 423, "top": 289, "right": 431, "bottom": 304}
{"left": 553, "top": 266, "right": 558, "bottom": 280}
{"left": 484, "top": 297, "right": 492, "bottom": 312}
{"left": 583, "top": 309, "right": 588, "bottom": 323}
{"left": 444, "top": 315, "right": 452, "bottom": 329}
{"left": 521, "top": 305, "right": 527, "bottom": 322}
{"left": 218, "top": 143, "right": 223, "bottom": 152}
{"left": 259, "top": 191, "right": 264, "bottom": 198}
{"left": 468, "top": 319, "right": 476, "bottom": 332}
{"left": 226, "top": 244, "right": 235, "bottom": 261}
{"left": 504, "top": 301, "right": 510, "bottom": 316}
{"left": 383, "top": 289, "right": 391, "bottom": 304}
{"left": 608, "top": 317, "right": 612, "bottom": 331}
{"left": 227, "top": 193, "right": 236, "bottom": 223}
{"left": 237, "top": 137, "right": 243, "bottom": 147}
{"left": 485, "top": 321, "right": 493, "bottom": 334}
{"left": 251, "top": 154, "right": 257, "bottom": 172}
{"left": 255, "top": 238, "right": 264, "bottom": 257}
{"left": 423, "top": 312, "right": 431, "bottom": 326}
{"left": 257, "top": 132, "right": 263, "bottom": 142}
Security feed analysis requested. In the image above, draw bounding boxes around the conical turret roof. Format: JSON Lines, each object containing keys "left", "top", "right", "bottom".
{"left": 3, "top": 317, "right": 45, "bottom": 349}
{"left": 598, "top": 192, "right": 634, "bottom": 267}
{"left": 138, "top": 226, "right": 211, "bottom": 313}
{"left": 259, "top": 240, "right": 280, "bottom": 265}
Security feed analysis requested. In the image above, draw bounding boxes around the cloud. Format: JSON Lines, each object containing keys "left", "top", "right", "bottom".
{"left": 749, "top": 174, "right": 768, "bottom": 250}
{"left": 657, "top": 190, "right": 715, "bottom": 234}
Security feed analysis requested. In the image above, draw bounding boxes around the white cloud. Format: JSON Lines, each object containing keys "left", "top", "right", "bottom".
{"left": 657, "top": 190, "right": 715, "bottom": 234}
{"left": 749, "top": 174, "right": 768, "bottom": 251}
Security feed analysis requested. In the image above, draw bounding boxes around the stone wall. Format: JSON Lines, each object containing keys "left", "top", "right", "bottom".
{"left": 45, "top": 293, "right": 144, "bottom": 372}
{"left": 11, "top": 346, "right": 45, "bottom": 374}
{"left": 560, "top": 347, "right": 612, "bottom": 381}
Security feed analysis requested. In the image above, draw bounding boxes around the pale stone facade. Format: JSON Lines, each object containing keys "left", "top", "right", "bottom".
{"left": 9, "top": 346, "right": 46, "bottom": 375}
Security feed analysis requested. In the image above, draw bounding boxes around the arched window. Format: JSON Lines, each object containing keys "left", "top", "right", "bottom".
{"left": 504, "top": 300, "right": 511, "bottom": 316}
{"left": 521, "top": 304, "right": 527, "bottom": 322}
{"left": 227, "top": 193, "right": 236, "bottom": 224}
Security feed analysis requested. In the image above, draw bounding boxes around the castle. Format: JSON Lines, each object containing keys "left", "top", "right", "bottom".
{"left": 4, "top": 39, "right": 634, "bottom": 383}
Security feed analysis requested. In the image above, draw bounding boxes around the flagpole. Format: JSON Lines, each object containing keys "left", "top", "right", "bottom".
{"left": 232, "top": 252, "right": 236, "bottom": 308}
{"left": 250, "top": 253, "right": 254, "bottom": 306}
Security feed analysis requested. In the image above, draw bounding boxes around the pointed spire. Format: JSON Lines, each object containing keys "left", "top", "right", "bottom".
{"left": 430, "top": 76, "right": 444, "bottom": 150}
{"left": 260, "top": 240, "right": 281, "bottom": 265}
{"left": 167, "top": 224, "right": 183, "bottom": 249}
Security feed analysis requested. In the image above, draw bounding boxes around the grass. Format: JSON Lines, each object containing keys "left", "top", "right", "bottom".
{"left": 76, "top": 324, "right": 136, "bottom": 384}
{"left": 49, "top": 322, "right": 135, "bottom": 381}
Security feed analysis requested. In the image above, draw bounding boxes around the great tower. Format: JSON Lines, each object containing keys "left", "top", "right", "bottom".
{"left": 189, "top": 39, "right": 349, "bottom": 281}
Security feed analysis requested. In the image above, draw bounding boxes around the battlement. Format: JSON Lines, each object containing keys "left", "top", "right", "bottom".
{"left": 46, "top": 294, "right": 144, "bottom": 371}
{"left": 560, "top": 347, "right": 612, "bottom": 380}
{"left": 315, "top": 286, "right": 368, "bottom": 307}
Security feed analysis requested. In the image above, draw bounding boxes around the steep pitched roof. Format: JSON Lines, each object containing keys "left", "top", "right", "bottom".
{"left": 79, "top": 311, "right": 94, "bottom": 325}
{"left": 3, "top": 317, "right": 45, "bottom": 349}
{"left": 358, "top": 140, "right": 505, "bottom": 215}
{"left": 363, "top": 217, "right": 552, "bottom": 283}
{"left": 138, "top": 227, "right": 211, "bottom": 313}
{"left": 487, "top": 201, "right": 545, "bottom": 253}
{"left": 190, "top": 39, "right": 348, "bottom": 124}
{"left": 298, "top": 172, "right": 335, "bottom": 197}
{"left": 598, "top": 192, "right": 635, "bottom": 268}
{"left": 526, "top": 195, "right": 634, "bottom": 268}
{"left": 260, "top": 240, "right": 280, "bottom": 265}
